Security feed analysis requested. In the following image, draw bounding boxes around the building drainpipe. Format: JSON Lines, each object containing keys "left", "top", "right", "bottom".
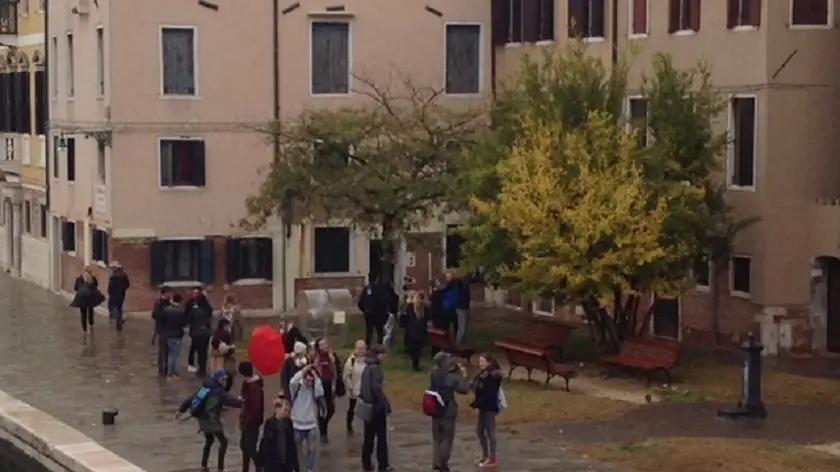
{"left": 44, "top": 0, "right": 50, "bottom": 208}
{"left": 272, "top": 0, "right": 288, "bottom": 311}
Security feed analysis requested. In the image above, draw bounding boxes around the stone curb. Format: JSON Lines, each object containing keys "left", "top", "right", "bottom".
{"left": 0, "top": 390, "right": 147, "bottom": 472}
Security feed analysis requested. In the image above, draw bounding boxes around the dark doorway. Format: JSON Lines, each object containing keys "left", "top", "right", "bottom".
{"left": 369, "top": 239, "right": 395, "bottom": 285}
{"left": 824, "top": 258, "right": 840, "bottom": 353}
{"left": 652, "top": 296, "right": 680, "bottom": 339}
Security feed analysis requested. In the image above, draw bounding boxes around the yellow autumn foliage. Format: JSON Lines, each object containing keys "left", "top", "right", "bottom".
{"left": 472, "top": 111, "right": 694, "bottom": 306}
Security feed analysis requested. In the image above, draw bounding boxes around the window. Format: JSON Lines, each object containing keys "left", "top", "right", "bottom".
{"left": 313, "top": 227, "right": 350, "bottom": 273}
{"left": 630, "top": 0, "right": 649, "bottom": 36}
{"left": 693, "top": 255, "right": 711, "bottom": 288}
{"left": 39, "top": 204, "right": 46, "bottom": 238}
{"left": 0, "top": 73, "right": 8, "bottom": 132}
{"left": 92, "top": 228, "right": 108, "bottom": 263}
{"left": 66, "top": 32, "right": 74, "bottom": 96}
{"left": 568, "top": 0, "right": 605, "bottom": 39}
{"left": 533, "top": 296, "right": 555, "bottom": 315}
{"left": 668, "top": 0, "right": 701, "bottom": 33}
{"left": 729, "top": 96, "right": 756, "bottom": 188}
{"left": 226, "top": 237, "right": 273, "bottom": 282}
{"left": 150, "top": 239, "right": 214, "bottom": 284}
{"left": 445, "top": 224, "right": 464, "bottom": 269}
{"left": 728, "top": 0, "right": 760, "bottom": 28}
{"left": 61, "top": 220, "right": 76, "bottom": 252}
{"left": 34, "top": 70, "right": 45, "bottom": 135}
{"left": 445, "top": 24, "right": 482, "bottom": 95}
{"left": 730, "top": 255, "right": 751, "bottom": 296}
{"left": 791, "top": 0, "right": 830, "bottom": 27}
{"left": 66, "top": 137, "right": 76, "bottom": 182}
{"left": 23, "top": 201, "right": 30, "bottom": 234}
{"left": 52, "top": 136, "right": 59, "bottom": 178}
{"left": 96, "top": 141, "right": 106, "bottom": 184}
{"left": 310, "top": 22, "right": 350, "bottom": 95}
{"left": 628, "top": 97, "right": 648, "bottom": 148}
{"left": 96, "top": 27, "right": 105, "bottom": 95}
{"left": 159, "top": 139, "right": 206, "bottom": 187}
{"left": 12, "top": 71, "right": 31, "bottom": 134}
{"left": 50, "top": 36, "right": 57, "bottom": 97}
{"left": 497, "top": 0, "right": 555, "bottom": 44}
{"left": 161, "top": 27, "right": 197, "bottom": 96}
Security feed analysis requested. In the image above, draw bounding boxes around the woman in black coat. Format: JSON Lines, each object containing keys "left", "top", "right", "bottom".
{"left": 258, "top": 395, "right": 298, "bottom": 472}
{"left": 71, "top": 266, "right": 104, "bottom": 335}
{"left": 470, "top": 354, "right": 502, "bottom": 467}
{"left": 400, "top": 291, "right": 430, "bottom": 371}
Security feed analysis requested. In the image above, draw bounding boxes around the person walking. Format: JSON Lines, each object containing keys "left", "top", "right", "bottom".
{"left": 343, "top": 340, "right": 367, "bottom": 434}
{"left": 258, "top": 394, "right": 298, "bottom": 472}
{"left": 210, "top": 318, "right": 237, "bottom": 392}
{"left": 289, "top": 363, "right": 324, "bottom": 472}
{"left": 151, "top": 286, "right": 173, "bottom": 377}
{"left": 313, "top": 338, "right": 342, "bottom": 443}
{"left": 358, "top": 276, "right": 398, "bottom": 346}
{"left": 221, "top": 292, "right": 243, "bottom": 342}
{"left": 187, "top": 287, "right": 214, "bottom": 373}
{"left": 280, "top": 319, "right": 308, "bottom": 354}
{"left": 401, "top": 291, "right": 430, "bottom": 371}
{"left": 71, "top": 266, "right": 104, "bottom": 336}
{"left": 470, "top": 354, "right": 502, "bottom": 468}
{"left": 238, "top": 361, "right": 265, "bottom": 472}
{"left": 161, "top": 293, "right": 188, "bottom": 379}
{"left": 360, "top": 344, "right": 392, "bottom": 472}
{"left": 176, "top": 369, "right": 243, "bottom": 472}
{"left": 106, "top": 261, "right": 130, "bottom": 331}
{"left": 428, "top": 352, "right": 470, "bottom": 472}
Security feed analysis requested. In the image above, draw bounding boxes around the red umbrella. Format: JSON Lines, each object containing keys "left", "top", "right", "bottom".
{"left": 248, "top": 325, "right": 286, "bottom": 376}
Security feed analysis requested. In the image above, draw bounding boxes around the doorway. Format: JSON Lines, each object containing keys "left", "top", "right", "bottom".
{"left": 824, "top": 258, "right": 840, "bottom": 353}
{"left": 368, "top": 239, "right": 395, "bottom": 285}
{"left": 49, "top": 215, "right": 61, "bottom": 291}
{"left": 652, "top": 295, "right": 680, "bottom": 339}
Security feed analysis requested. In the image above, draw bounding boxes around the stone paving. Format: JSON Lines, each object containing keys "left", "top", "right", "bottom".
{"left": 0, "top": 275, "right": 620, "bottom": 472}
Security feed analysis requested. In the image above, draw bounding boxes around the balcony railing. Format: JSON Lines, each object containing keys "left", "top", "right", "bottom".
{"left": 0, "top": 1, "right": 17, "bottom": 36}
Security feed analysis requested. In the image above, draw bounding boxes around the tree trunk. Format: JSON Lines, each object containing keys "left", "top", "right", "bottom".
{"left": 379, "top": 218, "right": 398, "bottom": 286}
{"left": 709, "top": 259, "right": 720, "bottom": 346}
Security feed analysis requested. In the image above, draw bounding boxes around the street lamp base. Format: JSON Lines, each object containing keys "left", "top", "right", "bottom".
{"left": 717, "top": 404, "right": 767, "bottom": 420}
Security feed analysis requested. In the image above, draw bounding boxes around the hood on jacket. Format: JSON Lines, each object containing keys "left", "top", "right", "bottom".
{"left": 201, "top": 376, "right": 224, "bottom": 391}
{"left": 364, "top": 350, "right": 381, "bottom": 365}
{"left": 433, "top": 351, "right": 455, "bottom": 372}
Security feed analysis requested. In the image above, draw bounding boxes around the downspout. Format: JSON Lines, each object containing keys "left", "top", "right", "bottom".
{"left": 44, "top": 0, "right": 50, "bottom": 207}
{"left": 272, "top": 0, "right": 288, "bottom": 311}
{"left": 610, "top": 0, "right": 618, "bottom": 67}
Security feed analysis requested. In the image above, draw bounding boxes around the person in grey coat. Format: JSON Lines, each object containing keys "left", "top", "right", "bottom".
{"left": 429, "top": 352, "right": 470, "bottom": 472}
{"left": 360, "top": 344, "right": 393, "bottom": 472}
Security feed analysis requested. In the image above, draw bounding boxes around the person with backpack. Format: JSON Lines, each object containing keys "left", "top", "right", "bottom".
{"left": 258, "top": 394, "right": 298, "bottom": 472}
{"left": 343, "top": 339, "right": 367, "bottom": 434}
{"left": 238, "top": 362, "right": 265, "bottom": 472}
{"left": 313, "top": 337, "right": 344, "bottom": 444}
{"left": 359, "top": 344, "right": 392, "bottom": 472}
{"left": 289, "top": 363, "right": 324, "bottom": 472}
{"left": 470, "top": 354, "right": 503, "bottom": 468}
{"left": 175, "top": 369, "right": 243, "bottom": 472}
{"left": 424, "top": 352, "right": 470, "bottom": 472}
{"left": 187, "top": 287, "right": 214, "bottom": 373}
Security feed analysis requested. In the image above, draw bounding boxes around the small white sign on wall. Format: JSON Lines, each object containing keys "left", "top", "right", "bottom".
{"left": 405, "top": 252, "right": 416, "bottom": 268}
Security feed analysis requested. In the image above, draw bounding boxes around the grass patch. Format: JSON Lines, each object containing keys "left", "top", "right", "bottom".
{"left": 655, "top": 359, "right": 840, "bottom": 405}
{"left": 575, "top": 438, "right": 840, "bottom": 472}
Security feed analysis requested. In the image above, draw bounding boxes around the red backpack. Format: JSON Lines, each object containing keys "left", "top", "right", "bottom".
{"left": 422, "top": 390, "right": 445, "bottom": 417}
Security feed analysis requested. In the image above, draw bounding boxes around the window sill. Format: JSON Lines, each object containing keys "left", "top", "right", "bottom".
{"left": 308, "top": 10, "right": 355, "bottom": 19}
{"left": 310, "top": 92, "right": 351, "bottom": 98}
{"left": 504, "top": 42, "right": 522, "bottom": 48}
{"left": 628, "top": 33, "right": 648, "bottom": 39}
{"left": 159, "top": 186, "right": 204, "bottom": 191}
{"left": 310, "top": 272, "right": 357, "bottom": 279}
{"left": 94, "top": 260, "right": 108, "bottom": 268}
{"left": 730, "top": 26, "right": 758, "bottom": 32}
{"left": 65, "top": 251, "right": 77, "bottom": 258}
{"left": 66, "top": 96, "right": 75, "bottom": 102}
{"left": 534, "top": 40, "right": 554, "bottom": 46}
{"left": 96, "top": 95, "right": 105, "bottom": 101}
{"left": 443, "top": 92, "right": 483, "bottom": 98}
{"left": 728, "top": 185, "right": 755, "bottom": 192}
{"left": 67, "top": 181, "right": 76, "bottom": 186}
{"left": 730, "top": 290, "right": 751, "bottom": 300}
{"left": 788, "top": 24, "right": 832, "bottom": 30}
{"left": 159, "top": 94, "right": 201, "bottom": 101}
{"left": 672, "top": 30, "right": 697, "bottom": 36}
{"left": 583, "top": 36, "right": 605, "bottom": 43}
{"left": 232, "top": 278, "right": 272, "bottom": 286}
{"left": 695, "top": 285, "right": 710, "bottom": 293}
{"left": 162, "top": 280, "right": 203, "bottom": 288}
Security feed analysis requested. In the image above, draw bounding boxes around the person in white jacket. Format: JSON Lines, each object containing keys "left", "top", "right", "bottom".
{"left": 343, "top": 339, "right": 368, "bottom": 434}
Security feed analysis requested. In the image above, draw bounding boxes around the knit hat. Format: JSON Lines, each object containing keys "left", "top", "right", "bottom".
{"left": 293, "top": 341, "right": 307, "bottom": 356}
{"left": 212, "top": 368, "right": 227, "bottom": 381}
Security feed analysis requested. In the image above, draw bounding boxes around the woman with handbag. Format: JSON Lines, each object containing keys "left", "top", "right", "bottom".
{"left": 313, "top": 337, "right": 345, "bottom": 443}
{"left": 470, "top": 353, "right": 503, "bottom": 468}
{"left": 342, "top": 339, "right": 367, "bottom": 434}
{"left": 71, "top": 266, "right": 105, "bottom": 336}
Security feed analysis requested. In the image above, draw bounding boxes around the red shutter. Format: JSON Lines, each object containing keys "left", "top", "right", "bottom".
{"left": 632, "top": 0, "right": 647, "bottom": 35}
{"left": 522, "top": 0, "right": 540, "bottom": 42}
{"left": 668, "top": 0, "right": 679, "bottom": 33}
{"left": 690, "top": 0, "right": 701, "bottom": 31}
{"left": 491, "top": 0, "right": 511, "bottom": 45}
{"left": 749, "top": 0, "right": 761, "bottom": 26}
{"left": 726, "top": 0, "right": 737, "bottom": 28}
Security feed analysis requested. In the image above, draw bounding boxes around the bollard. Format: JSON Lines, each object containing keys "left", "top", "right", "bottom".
{"left": 101, "top": 408, "right": 119, "bottom": 426}
{"left": 717, "top": 334, "right": 767, "bottom": 419}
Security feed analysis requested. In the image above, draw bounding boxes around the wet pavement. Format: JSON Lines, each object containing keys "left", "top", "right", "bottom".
{"left": 0, "top": 275, "right": 620, "bottom": 472}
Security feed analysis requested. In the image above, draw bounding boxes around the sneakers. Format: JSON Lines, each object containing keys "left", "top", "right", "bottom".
{"left": 479, "top": 458, "right": 498, "bottom": 468}
{"left": 187, "top": 365, "right": 198, "bottom": 373}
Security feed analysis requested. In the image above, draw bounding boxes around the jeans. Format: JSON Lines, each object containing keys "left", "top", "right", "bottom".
{"left": 361, "top": 412, "right": 389, "bottom": 470}
{"left": 476, "top": 411, "right": 497, "bottom": 459}
{"left": 318, "top": 380, "right": 336, "bottom": 438}
{"left": 407, "top": 340, "right": 423, "bottom": 370}
{"left": 293, "top": 427, "right": 318, "bottom": 471}
{"left": 455, "top": 308, "right": 469, "bottom": 345}
{"left": 240, "top": 425, "right": 260, "bottom": 472}
{"left": 347, "top": 398, "right": 357, "bottom": 432}
{"left": 188, "top": 335, "right": 211, "bottom": 376}
{"left": 166, "top": 338, "right": 182, "bottom": 375}
{"left": 201, "top": 431, "right": 228, "bottom": 470}
{"left": 364, "top": 316, "right": 385, "bottom": 347}
{"left": 432, "top": 417, "right": 456, "bottom": 471}
{"left": 109, "top": 303, "right": 124, "bottom": 331}
{"left": 79, "top": 307, "right": 95, "bottom": 332}
{"left": 156, "top": 336, "right": 168, "bottom": 376}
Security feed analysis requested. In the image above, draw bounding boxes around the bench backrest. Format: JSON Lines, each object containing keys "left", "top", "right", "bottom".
{"left": 520, "top": 317, "right": 573, "bottom": 348}
{"left": 620, "top": 338, "right": 679, "bottom": 367}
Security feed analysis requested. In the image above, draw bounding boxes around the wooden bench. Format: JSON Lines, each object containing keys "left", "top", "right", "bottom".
{"left": 601, "top": 337, "right": 680, "bottom": 385}
{"left": 427, "top": 327, "right": 475, "bottom": 362}
{"left": 494, "top": 317, "right": 577, "bottom": 390}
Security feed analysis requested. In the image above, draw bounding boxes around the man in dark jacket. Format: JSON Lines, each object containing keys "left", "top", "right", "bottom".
{"left": 106, "top": 261, "right": 130, "bottom": 331}
{"left": 358, "top": 277, "right": 398, "bottom": 347}
{"left": 151, "top": 286, "right": 173, "bottom": 377}
{"left": 429, "top": 352, "right": 470, "bottom": 472}
{"left": 238, "top": 361, "right": 264, "bottom": 472}
{"left": 177, "top": 369, "right": 243, "bottom": 472}
{"left": 360, "top": 344, "right": 392, "bottom": 472}
{"left": 187, "top": 287, "right": 214, "bottom": 374}
{"left": 161, "top": 293, "right": 187, "bottom": 379}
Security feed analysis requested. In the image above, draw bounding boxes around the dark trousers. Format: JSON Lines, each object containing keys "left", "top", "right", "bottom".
{"left": 319, "top": 380, "right": 336, "bottom": 438}
{"left": 347, "top": 398, "right": 357, "bottom": 432}
{"left": 201, "top": 431, "right": 228, "bottom": 470}
{"left": 364, "top": 317, "right": 385, "bottom": 347}
{"left": 361, "top": 413, "right": 389, "bottom": 470}
{"left": 79, "top": 307, "right": 95, "bottom": 332}
{"left": 407, "top": 340, "right": 423, "bottom": 370}
{"left": 188, "top": 335, "right": 211, "bottom": 376}
{"left": 240, "top": 425, "right": 260, "bottom": 472}
{"left": 156, "top": 335, "right": 168, "bottom": 376}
